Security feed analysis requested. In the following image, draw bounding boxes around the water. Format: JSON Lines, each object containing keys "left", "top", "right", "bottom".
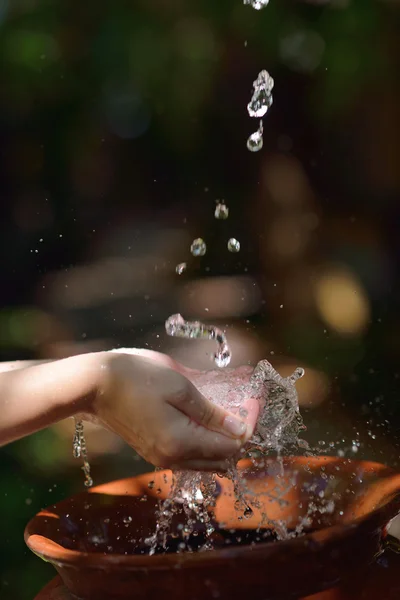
{"left": 175, "top": 262, "right": 187, "bottom": 275}
{"left": 72, "top": 418, "right": 93, "bottom": 488}
{"left": 215, "top": 201, "right": 229, "bottom": 220}
{"left": 244, "top": 0, "right": 270, "bottom": 9}
{"left": 246, "top": 70, "right": 273, "bottom": 152}
{"left": 247, "top": 70, "right": 274, "bottom": 118}
{"left": 165, "top": 313, "right": 231, "bottom": 368}
{"left": 147, "top": 321, "right": 308, "bottom": 553}
{"left": 247, "top": 118, "right": 264, "bottom": 152}
{"left": 142, "top": 527, "right": 279, "bottom": 555}
{"left": 247, "top": 127, "right": 264, "bottom": 152}
{"left": 188, "top": 359, "right": 306, "bottom": 452}
{"left": 190, "top": 238, "right": 207, "bottom": 257}
{"left": 227, "top": 238, "right": 241, "bottom": 253}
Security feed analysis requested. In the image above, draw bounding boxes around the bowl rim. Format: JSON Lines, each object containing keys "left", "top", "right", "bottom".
{"left": 24, "top": 456, "right": 400, "bottom": 571}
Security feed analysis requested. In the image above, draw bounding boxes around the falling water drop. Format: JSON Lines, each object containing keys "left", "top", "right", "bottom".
{"left": 244, "top": 0, "right": 270, "bottom": 9}
{"left": 176, "top": 262, "right": 187, "bottom": 275}
{"left": 215, "top": 201, "right": 229, "bottom": 220}
{"left": 228, "top": 238, "right": 241, "bottom": 253}
{"left": 190, "top": 238, "right": 207, "bottom": 257}
{"left": 247, "top": 70, "right": 274, "bottom": 118}
{"left": 247, "top": 130, "right": 263, "bottom": 153}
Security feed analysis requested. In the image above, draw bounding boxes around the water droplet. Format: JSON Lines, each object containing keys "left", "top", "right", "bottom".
{"left": 206, "top": 525, "right": 215, "bottom": 536}
{"left": 227, "top": 238, "right": 240, "bottom": 253}
{"left": 247, "top": 70, "right": 274, "bottom": 118}
{"left": 190, "top": 238, "right": 206, "bottom": 257}
{"left": 247, "top": 130, "right": 263, "bottom": 152}
{"left": 176, "top": 262, "right": 187, "bottom": 275}
{"left": 244, "top": 0, "right": 269, "bottom": 9}
{"left": 123, "top": 516, "right": 132, "bottom": 524}
{"left": 215, "top": 202, "right": 229, "bottom": 220}
{"left": 148, "top": 480, "right": 155, "bottom": 489}
{"left": 244, "top": 507, "right": 253, "bottom": 519}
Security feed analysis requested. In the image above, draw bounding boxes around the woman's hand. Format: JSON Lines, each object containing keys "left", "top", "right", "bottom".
{"left": 91, "top": 349, "right": 259, "bottom": 472}
{"left": 0, "top": 348, "right": 259, "bottom": 472}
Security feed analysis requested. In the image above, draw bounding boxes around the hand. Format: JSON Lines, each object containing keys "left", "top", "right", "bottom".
{"left": 90, "top": 349, "right": 259, "bottom": 472}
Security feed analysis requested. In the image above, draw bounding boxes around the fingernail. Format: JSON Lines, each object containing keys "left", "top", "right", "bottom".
{"left": 244, "top": 424, "right": 254, "bottom": 443}
{"left": 223, "top": 415, "right": 247, "bottom": 438}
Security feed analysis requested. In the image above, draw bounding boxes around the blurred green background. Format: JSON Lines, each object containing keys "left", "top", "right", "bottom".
{"left": 1, "top": 0, "right": 400, "bottom": 598}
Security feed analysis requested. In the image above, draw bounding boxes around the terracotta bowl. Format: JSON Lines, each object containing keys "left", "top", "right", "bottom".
{"left": 25, "top": 457, "right": 400, "bottom": 600}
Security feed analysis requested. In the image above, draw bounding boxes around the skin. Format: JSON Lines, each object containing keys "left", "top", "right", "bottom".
{"left": 0, "top": 349, "right": 259, "bottom": 472}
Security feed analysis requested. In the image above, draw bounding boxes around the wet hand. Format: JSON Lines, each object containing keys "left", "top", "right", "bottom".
{"left": 90, "top": 349, "right": 259, "bottom": 472}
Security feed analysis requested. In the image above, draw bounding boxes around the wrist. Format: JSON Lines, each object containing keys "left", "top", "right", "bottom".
{"left": 78, "top": 351, "right": 111, "bottom": 417}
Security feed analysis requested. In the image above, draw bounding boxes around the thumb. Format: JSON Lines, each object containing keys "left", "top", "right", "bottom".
{"left": 168, "top": 380, "right": 253, "bottom": 442}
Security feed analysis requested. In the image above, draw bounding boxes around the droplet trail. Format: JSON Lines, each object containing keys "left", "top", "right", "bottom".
{"left": 165, "top": 314, "right": 231, "bottom": 368}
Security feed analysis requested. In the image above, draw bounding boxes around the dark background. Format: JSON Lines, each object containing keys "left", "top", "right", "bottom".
{"left": 1, "top": 0, "right": 400, "bottom": 598}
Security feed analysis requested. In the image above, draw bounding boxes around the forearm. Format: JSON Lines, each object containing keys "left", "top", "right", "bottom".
{"left": 0, "top": 352, "right": 105, "bottom": 446}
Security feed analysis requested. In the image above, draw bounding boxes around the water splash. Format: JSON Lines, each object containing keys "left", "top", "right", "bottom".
{"left": 147, "top": 359, "right": 307, "bottom": 553}
{"left": 247, "top": 70, "right": 274, "bottom": 118}
{"left": 244, "top": 0, "right": 270, "bottom": 9}
{"left": 249, "top": 362, "right": 306, "bottom": 450}
{"left": 165, "top": 314, "right": 231, "bottom": 368}
{"left": 73, "top": 418, "right": 93, "bottom": 487}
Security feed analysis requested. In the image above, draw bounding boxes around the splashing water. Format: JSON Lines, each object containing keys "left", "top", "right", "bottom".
{"left": 247, "top": 70, "right": 274, "bottom": 118}
{"left": 146, "top": 357, "right": 307, "bottom": 553}
{"left": 73, "top": 419, "right": 93, "bottom": 487}
{"left": 165, "top": 314, "right": 231, "bottom": 368}
{"left": 244, "top": 0, "right": 270, "bottom": 8}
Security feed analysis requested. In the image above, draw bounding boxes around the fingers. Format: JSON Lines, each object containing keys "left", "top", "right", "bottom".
{"left": 168, "top": 380, "right": 253, "bottom": 442}
{"left": 109, "top": 347, "right": 191, "bottom": 378}
{"left": 110, "top": 348, "right": 181, "bottom": 372}
{"left": 240, "top": 397, "right": 260, "bottom": 437}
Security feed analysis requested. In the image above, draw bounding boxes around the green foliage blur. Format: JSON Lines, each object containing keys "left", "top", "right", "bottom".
{"left": 0, "top": 0, "right": 399, "bottom": 598}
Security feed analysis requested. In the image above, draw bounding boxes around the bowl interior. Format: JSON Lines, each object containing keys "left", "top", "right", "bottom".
{"left": 26, "top": 456, "right": 399, "bottom": 557}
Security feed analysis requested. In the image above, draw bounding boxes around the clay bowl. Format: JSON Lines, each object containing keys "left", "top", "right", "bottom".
{"left": 25, "top": 457, "right": 400, "bottom": 600}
